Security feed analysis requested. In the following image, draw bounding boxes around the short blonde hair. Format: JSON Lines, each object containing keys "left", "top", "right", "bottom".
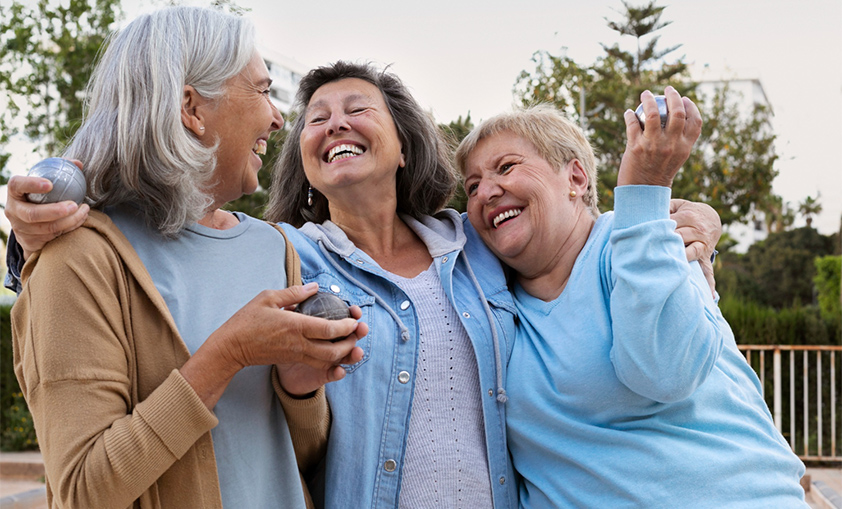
{"left": 455, "top": 104, "right": 599, "bottom": 216}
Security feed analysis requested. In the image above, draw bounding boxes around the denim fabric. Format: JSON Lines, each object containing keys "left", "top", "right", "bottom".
{"left": 281, "top": 210, "right": 518, "bottom": 509}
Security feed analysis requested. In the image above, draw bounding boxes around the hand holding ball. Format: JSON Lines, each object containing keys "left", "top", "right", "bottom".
{"left": 26, "top": 158, "right": 86, "bottom": 204}
{"left": 635, "top": 95, "right": 668, "bottom": 131}
{"left": 296, "top": 292, "right": 351, "bottom": 321}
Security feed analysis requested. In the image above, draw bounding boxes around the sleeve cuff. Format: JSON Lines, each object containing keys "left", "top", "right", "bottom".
{"left": 612, "top": 185, "right": 671, "bottom": 230}
{"left": 133, "top": 369, "right": 218, "bottom": 459}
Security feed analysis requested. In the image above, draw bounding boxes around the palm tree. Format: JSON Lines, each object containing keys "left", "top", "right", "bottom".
{"left": 798, "top": 194, "right": 822, "bottom": 229}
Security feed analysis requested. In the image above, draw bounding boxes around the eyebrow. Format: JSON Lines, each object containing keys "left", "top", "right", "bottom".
{"left": 308, "top": 93, "right": 371, "bottom": 110}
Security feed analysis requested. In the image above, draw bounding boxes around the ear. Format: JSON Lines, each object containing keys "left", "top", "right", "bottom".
{"left": 567, "top": 159, "right": 589, "bottom": 197}
{"left": 399, "top": 152, "right": 406, "bottom": 168}
{"left": 181, "top": 85, "right": 206, "bottom": 136}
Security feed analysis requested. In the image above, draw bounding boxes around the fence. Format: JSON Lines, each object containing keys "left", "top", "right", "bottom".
{"left": 738, "top": 345, "right": 841, "bottom": 462}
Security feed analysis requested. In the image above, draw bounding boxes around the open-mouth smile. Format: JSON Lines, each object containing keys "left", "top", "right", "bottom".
{"left": 326, "top": 144, "right": 365, "bottom": 163}
{"left": 492, "top": 208, "right": 522, "bottom": 229}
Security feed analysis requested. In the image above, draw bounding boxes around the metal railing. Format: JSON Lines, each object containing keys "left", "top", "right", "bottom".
{"left": 738, "top": 345, "right": 841, "bottom": 462}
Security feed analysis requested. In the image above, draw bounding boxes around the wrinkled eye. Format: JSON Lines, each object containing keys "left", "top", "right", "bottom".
{"left": 500, "top": 163, "right": 514, "bottom": 173}
{"left": 466, "top": 182, "right": 479, "bottom": 196}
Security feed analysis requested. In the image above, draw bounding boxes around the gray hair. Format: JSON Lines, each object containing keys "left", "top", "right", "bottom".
{"left": 265, "top": 61, "right": 457, "bottom": 227}
{"left": 64, "top": 6, "right": 256, "bottom": 236}
{"left": 454, "top": 104, "right": 600, "bottom": 217}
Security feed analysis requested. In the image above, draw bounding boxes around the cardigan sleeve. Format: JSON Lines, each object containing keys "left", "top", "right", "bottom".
{"left": 12, "top": 226, "right": 218, "bottom": 508}
{"left": 272, "top": 367, "right": 330, "bottom": 477}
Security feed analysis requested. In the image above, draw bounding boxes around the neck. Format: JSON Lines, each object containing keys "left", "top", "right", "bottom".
{"left": 516, "top": 211, "right": 595, "bottom": 302}
{"left": 328, "top": 198, "right": 432, "bottom": 278}
{"left": 198, "top": 208, "right": 239, "bottom": 230}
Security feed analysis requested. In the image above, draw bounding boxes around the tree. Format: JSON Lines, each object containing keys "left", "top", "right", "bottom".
{"left": 717, "top": 227, "right": 838, "bottom": 310}
{"left": 0, "top": 0, "right": 123, "bottom": 167}
{"left": 440, "top": 113, "right": 474, "bottom": 213}
{"left": 797, "top": 194, "right": 822, "bottom": 229}
{"left": 515, "top": 0, "right": 780, "bottom": 228}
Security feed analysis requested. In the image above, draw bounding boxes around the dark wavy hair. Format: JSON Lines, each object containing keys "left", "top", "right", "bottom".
{"left": 265, "top": 61, "right": 457, "bottom": 226}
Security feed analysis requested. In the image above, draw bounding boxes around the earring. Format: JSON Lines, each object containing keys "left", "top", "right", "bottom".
{"left": 307, "top": 186, "right": 313, "bottom": 207}
{"left": 570, "top": 190, "right": 577, "bottom": 198}
{"left": 199, "top": 126, "right": 205, "bottom": 132}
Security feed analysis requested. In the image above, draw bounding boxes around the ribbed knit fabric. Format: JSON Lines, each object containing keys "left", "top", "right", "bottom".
{"left": 388, "top": 265, "right": 493, "bottom": 508}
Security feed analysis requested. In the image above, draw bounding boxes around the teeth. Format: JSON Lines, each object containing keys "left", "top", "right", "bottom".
{"left": 327, "top": 144, "right": 364, "bottom": 163}
{"left": 253, "top": 140, "right": 267, "bottom": 155}
{"left": 493, "top": 209, "right": 522, "bottom": 229}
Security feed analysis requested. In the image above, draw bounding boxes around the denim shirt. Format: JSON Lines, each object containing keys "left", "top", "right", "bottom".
{"left": 281, "top": 209, "right": 518, "bottom": 509}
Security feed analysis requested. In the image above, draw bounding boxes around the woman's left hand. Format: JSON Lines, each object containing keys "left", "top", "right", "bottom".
{"left": 618, "top": 86, "right": 702, "bottom": 188}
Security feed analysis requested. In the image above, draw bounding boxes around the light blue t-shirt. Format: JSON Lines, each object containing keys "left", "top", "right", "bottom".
{"left": 109, "top": 204, "right": 305, "bottom": 509}
{"left": 506, "top": 186, "right": 806, "bottom": 508}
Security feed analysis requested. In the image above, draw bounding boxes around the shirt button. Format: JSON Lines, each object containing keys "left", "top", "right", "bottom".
{"left": 356, "top": 259, "right": 364, "bottom": 264}
{"left": 400, "top": 300, "right": 410, "bottom": 310}
{"left": 398, "top": 371, "right": 411, "bottom": 384}
{"left": 488, "top": 389, "right": 494, "bottom": 396}
{"left": 441, "top": 256, "right": 448, "bottom": 263}
{"left": 499, "top": 476, "right": 506, "bottom": 485}
{"left": 329, "top": 284, "right": 341, "bottom": 293}
{"left": 384, "top": 459, "right": 397, "bottom": 472}
{"left": 462, "top": 312, "right": 470, "bottom": 319}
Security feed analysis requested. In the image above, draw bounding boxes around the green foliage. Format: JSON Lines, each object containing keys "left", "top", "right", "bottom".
{"left": 813, "top": 255, "right": 841, "bottom": 321}
{"left": 515, "top": 0, "right": 780, "bottom": 226}
{"left": 798, "top": 194, "right": 822, "bottom": 229}
{"left": 678, "top": 86, "right": 778, "bottom": 227}
{"left": 719, "top": 295, "right": 840, "bottom": 346}
{"left": 439, "top": 113, "right": 474, "bottom": 213}
{"left": 717, "top": 227, "right": 838, "bottom": 310}
{"left": 1, "top": 303, "right": 38, "bottom": 451}
{"left": 0, "top": 0, "right": 123, "bottom": 168}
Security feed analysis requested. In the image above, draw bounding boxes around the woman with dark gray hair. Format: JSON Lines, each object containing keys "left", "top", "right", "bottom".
{"left": 5, "top": 7, "right": 364, "bottom": 508}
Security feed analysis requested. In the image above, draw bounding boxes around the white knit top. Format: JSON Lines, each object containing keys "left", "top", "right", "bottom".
{"left": 388, "top": 264, "right": 493, "bottom": 508}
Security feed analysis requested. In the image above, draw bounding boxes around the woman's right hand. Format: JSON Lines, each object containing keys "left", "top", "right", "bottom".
{"left": 181, "top": 283, "right": 366, "bottom": 409}
{"left": 5, "top": 165, "right": 90, "bottom": 259}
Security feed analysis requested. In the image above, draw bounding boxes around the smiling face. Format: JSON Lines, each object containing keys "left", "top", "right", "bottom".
{"left": 299, "top": 78, "right": 405, "bottom": 204}
{"left": 463, "top": 131, "right": 590, "bottom": 275}
{"left": 200, "top": 52, "right": 283, "bottom": 207}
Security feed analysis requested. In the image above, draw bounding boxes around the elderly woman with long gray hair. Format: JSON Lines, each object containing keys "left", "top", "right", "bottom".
{"left": 4, "top": 6, "right": 366, "bottom": 508}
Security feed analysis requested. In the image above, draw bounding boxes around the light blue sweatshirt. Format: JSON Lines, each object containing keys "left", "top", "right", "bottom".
{"left": 506, "top": 186, "right": 807, "bottom": 508}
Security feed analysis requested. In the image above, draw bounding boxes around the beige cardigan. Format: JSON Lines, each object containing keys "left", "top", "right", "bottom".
{"left": 12, "top": 210, "right": 328, "bottom": 508}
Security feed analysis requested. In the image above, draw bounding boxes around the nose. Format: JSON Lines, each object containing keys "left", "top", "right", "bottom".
{"left": 325, "top": 113, "right": 350, "bottom": 136}
{"left": 269, "top": 103, "right": 284, "bottom": 132}
{"left": 474, "top": 176, "right": 502, "bottom": 204}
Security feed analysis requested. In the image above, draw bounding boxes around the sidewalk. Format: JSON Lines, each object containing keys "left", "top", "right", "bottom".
{"left": 0, "top": 451, "right": 45, "bottom": 509}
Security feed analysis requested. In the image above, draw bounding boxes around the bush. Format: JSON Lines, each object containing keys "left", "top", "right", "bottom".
{"left": 814, "top": 255, "right": 841, "bottom": 321}
{"left": 1, "top": 302, "right": 38, "bottom": 451}
{"left": 719, "top": 295, "right": 840, "bottom": 346}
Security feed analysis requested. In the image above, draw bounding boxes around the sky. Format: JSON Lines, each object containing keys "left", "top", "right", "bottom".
{"left": 3, "top": 0, "right": 841, "bottom": 235}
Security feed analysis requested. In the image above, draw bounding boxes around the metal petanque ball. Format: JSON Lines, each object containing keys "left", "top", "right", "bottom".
{"left": 635, "top": 95, "right": 668, "bottom": 131}
{"left": 26, "top": 158, "right": 87, "bottom": 204}
{"left": 296, "top": 292, "right": 351, "bottom": 321}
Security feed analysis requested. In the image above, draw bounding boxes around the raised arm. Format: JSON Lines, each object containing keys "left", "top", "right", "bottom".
{"left": 609, "top": 88, "right": 724, "bottom": 403}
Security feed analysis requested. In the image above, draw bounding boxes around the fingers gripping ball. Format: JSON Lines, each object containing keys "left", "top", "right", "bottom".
{"left": 635, "top": 95, "right": 668, "bottom": 130}
{"left": 26, "top": 158, "right": 87, "bottom": 204}
{"left": 296, "top": 292, "right": 351, "bottom": 321}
